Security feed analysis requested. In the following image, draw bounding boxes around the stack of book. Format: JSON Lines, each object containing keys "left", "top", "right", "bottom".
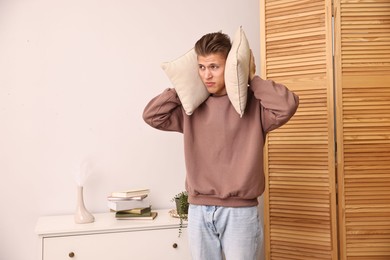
{"left": 107, "top": 188, "right": 157, "bottom": 220}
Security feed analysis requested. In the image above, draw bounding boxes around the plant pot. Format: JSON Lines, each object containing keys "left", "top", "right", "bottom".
{"left": 175, "top": 198, "right": 189, "bottom": 215}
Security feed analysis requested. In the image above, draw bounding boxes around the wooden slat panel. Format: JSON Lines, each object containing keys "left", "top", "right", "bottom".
{"left": 334, "top": 0, "right": 390, "bottom": 259}
{"left": 260, "top": 0, "right": 338, "bottom": 259}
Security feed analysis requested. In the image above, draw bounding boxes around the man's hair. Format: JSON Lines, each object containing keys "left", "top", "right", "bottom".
{"left": 194, "top": 32, "right": 232, "bottom": 59}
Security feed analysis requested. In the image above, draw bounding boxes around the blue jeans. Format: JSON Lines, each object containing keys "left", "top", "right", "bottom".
{"left": 188, "top": 205, "right": 263, "bottom": 260}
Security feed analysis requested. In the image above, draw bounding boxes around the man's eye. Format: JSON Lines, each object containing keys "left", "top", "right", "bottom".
{"left": 211, "top": 65, "right": 218, "bottom": 70}
{"left": 199, "top": 65, "right": 205, "bottom": 70}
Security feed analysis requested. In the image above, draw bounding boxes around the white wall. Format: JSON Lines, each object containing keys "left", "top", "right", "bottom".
{"left": 0, "top": 0, "right": 260, "bottom": 259}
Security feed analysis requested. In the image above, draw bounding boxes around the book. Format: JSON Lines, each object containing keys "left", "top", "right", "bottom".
{"left": 110, "top": 188, "right": 149, "bottom": 198}
{"left": 107, "top": 199, "right": 151, "bottom": 211}
{"left": 116, "top": 209, "right": 151, "bottom": 218}
{"left": 118, "top": 206, "right": 151, "bottom": 215}
{"left": 107, "top": 194, "right": 148, "bottom": 201}
{"left": 116, "top": 211, "right": 158, "bottom": 220}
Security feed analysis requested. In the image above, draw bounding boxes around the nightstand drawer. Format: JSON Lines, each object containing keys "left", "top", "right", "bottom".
{"left": 43, "top": 228, "right": 189, "bottom": 260}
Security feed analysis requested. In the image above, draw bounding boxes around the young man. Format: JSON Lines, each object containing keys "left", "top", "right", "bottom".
{"left": 143, "top": 32, "right": 299, "bottom": 259}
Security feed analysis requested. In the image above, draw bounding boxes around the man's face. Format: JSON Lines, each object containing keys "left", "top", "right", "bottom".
{"left": 198, "top": 53, "right": 227, "bottom": 96}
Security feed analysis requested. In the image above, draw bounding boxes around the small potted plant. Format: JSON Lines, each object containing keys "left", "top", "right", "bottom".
{"left": 171, "top": 191, "right": 189, "bottom": 237}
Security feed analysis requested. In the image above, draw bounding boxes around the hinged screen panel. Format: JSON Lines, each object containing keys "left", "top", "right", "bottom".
{"left": 334, "top": 1, "right": 390, "bottom": 259}
{"left": 260, "top": 0, "right": 338, "bottom": 259}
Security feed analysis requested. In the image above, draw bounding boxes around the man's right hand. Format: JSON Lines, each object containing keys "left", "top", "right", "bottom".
{"left": 249, "top": 49, "right": 256, "bottom": 84}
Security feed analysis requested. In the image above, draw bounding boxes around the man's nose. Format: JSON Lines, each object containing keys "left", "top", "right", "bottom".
{"left": 205, "top": 69, "right": 212, "bottom": 79}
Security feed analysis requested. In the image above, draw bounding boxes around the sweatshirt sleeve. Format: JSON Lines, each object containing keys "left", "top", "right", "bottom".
{"left": 250, "top": 76, "right": 299, "bottom": 133}
{"left": 142, "top": 88, "right": 184, "bottom": 133}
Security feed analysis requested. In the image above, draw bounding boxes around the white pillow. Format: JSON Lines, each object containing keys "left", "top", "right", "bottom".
{"left": 161, "top": 48, "right": 209, "bottom": 115}
{"left": 225, "top": 27, "right": 251, "bottom": 117}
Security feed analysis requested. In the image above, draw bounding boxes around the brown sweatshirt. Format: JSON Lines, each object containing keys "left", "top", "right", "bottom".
{"left": 143, "top": 76, "right": 299, "bottom": 207}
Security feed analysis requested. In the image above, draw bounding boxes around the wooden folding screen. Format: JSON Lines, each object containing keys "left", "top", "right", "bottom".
{"left": 261, "top": 0, "right": 390, "bottom": 259}
{"left": 334, "top": 1, "right": 390, "bottom": 259}
{"left": 260, "top": 0, "right": 338, "bottom": 259}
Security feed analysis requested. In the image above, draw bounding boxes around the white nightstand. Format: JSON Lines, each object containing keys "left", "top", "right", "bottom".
{"left": 35, "top": 209, "right": 189, "bottom": 260}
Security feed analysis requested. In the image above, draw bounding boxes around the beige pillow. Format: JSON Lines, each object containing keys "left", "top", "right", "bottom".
{"left": 225, "top": 27, "right": 251, "bottom": 117}
{"left": 161, "top": 48, "right": 209, "bottom": 115}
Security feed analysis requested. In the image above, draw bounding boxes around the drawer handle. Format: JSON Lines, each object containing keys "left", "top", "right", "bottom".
{"left": 172, "top": 243, "right": 178, "bottom": 248}
{"left": 68, "top": 252, "right": 75, "bottom": 258}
